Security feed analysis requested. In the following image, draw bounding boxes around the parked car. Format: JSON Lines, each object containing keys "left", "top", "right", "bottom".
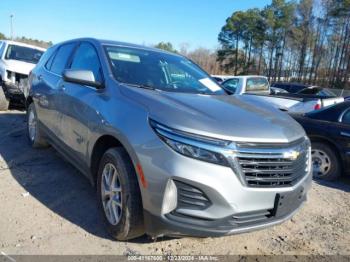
{"left": 221, "top": 76, "right": 344, "bottom": 113}
{"left": 271, "top": 82, "right": 316, "bottom": 94}
{"left": 291, "top": 101, "right": 350, "bottom": 180}
{"left": 27, "top": 38, "right": 312, "bottom": 240}
{"left": 0, "top": 40, "right": 45, "bottom": 110}
{"left": 271, "top": 86, "right": 289, "bottom": 95}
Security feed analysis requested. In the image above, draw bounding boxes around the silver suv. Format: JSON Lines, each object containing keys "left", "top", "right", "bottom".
{"left": 27, "top": 38, "right": 312, "bottom": 240}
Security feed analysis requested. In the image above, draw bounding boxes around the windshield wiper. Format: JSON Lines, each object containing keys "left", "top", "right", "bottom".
{"left": 122, "top": 82, "right": 159, "bottom": 91}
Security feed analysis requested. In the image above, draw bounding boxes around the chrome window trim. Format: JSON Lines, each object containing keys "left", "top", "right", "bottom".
{"left": 339, "top": 108, "right": 350, "bottom": 123}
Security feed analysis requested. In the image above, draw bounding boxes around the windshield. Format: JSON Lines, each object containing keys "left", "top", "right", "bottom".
{"left": 5, "top": 44, "right": 44, "bottom": 64}
{"left": 104, "top": 45, "right": 225, "bottom": 95}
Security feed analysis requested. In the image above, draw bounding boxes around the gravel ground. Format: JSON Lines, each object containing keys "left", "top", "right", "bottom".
{"left": 0, "top": 110, "right": 349, "bottom": 256}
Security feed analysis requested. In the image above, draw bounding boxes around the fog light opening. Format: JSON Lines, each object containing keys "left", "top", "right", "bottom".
{"left": 161, "top": 179, "right": 178, "bottom": 215}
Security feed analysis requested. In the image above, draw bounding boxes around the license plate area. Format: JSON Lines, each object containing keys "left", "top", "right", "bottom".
{"left": 271, "top": 187, "right": 306, "bottom": 218}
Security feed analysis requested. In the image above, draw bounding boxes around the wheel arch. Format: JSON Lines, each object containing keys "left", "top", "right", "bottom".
{"left": 89, "top": 134, "right": 141, "bottom": 188}
{"left": 309, "top": 135, "right": 344, "bottom": 171}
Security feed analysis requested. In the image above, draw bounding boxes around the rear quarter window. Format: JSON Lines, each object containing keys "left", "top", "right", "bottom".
{"left": 246, "top": 77, "right": 269, "bottom": 93}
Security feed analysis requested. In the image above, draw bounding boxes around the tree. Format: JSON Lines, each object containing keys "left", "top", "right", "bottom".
{"left": 154, "top": 42, "right": 177, "bottom": 53}
{"left": 216, "top": 0, "right": 350, "bottom": 89}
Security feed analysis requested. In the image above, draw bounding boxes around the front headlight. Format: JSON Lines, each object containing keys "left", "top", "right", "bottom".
{"left": 149, "top": 119, "right": 230, "bottom": 166}
{"left": 6, "top": 70, "right": 16, "bottom": 84}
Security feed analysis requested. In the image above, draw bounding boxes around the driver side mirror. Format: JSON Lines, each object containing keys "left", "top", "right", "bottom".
{"left": 63, "top": 69, "right": 103, "bottom": 89}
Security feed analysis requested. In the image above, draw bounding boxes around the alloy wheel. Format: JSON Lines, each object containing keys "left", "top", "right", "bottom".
{"left": 28, "top": 109, "right": 36, "bottom": 142}
{"left": 101, "top": 163, "right": 123, "bottom": 225}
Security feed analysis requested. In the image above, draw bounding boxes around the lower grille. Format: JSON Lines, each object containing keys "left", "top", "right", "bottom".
{"left": 174, "top": 180, "right": 211, "bottom": 210}
{"left": 236, "top": 139, "right": 310, "bottom": 188}
{"left": 228, "top": 209, "right": 273, "bottom": 226}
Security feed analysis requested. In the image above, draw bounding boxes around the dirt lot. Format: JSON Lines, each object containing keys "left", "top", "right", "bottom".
{"left": 0, "top": 110, "right": 350, "bottom": 256}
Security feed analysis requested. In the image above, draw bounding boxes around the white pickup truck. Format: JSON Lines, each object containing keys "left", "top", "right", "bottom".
{"left": 221, "top": 75, "right": 344, "bottom": 113}
{"left": 0, "top": 40, "right": 45, "bottom": 110}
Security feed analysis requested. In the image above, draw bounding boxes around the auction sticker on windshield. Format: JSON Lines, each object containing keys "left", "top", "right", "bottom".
{"left": 199, "top": 78, "right": 221, "bottom": 92}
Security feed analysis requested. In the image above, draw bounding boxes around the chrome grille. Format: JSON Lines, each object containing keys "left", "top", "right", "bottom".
{"left": 236, "top": 139, "right": 310, "bottom": 188}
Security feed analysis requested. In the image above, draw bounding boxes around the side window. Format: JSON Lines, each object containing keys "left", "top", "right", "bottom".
{"left": 342, "top": 109, "right": 350, "bottom": 125}
{"left": 246, "top": 77, "right": 269, "bottom": 92}
{"left": 50, "top": 43, "right": 76, "bottom": 75}
{"left": 45, "top": 51, "right": 56, "bottom": 70}
{"left": 223, "top": 78, "right": 239, "bottom": 93}
{"left": 70, "top": 43, "right": 102, "bottom": 83}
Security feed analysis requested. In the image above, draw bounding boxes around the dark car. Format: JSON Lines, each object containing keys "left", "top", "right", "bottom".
{"left": 272, "top": 82, "right": 335, "bottom": 96}
{"left": 292, "top": 101, "right": 350, "bottom": 180}
{"left": 271, "top": 82, "right": 308, "bottom": 93}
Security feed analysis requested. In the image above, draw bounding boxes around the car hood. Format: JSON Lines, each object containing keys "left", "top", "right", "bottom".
{"left": 2, "top": 59, "right": 36, "bottom": 76}
{"left": 121, "top": 86, "right": 305, "bottom": 143}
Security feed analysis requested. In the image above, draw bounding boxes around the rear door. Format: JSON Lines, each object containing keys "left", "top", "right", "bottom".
{"left": 32, "top": 42, "right": 77, "bottom": 138}
{"left": 57, "top": 42, "right": 104, "bottom": 167}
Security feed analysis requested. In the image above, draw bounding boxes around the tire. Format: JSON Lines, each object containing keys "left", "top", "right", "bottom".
{"left": 97, "top": 147, "right": 144, "bottom": 240}
{"left": 27, "top": 103, "right": 49, "bottom": 148}
{"left": 0, "top": 86, "right": 9, "bottom": 111}
{"left": 311, "top": 142, "right": 341, "bottom": 181}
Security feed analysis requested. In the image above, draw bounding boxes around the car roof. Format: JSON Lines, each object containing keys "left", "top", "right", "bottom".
{"left": 0, "top": 40, "right": 46, "bottom": 51}
{"left": 54, "top": 37, "right": 183, "bottom": 57}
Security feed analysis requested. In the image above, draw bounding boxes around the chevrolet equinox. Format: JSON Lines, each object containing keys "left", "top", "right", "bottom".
{"left": 27, "top": 38, "right": 312, "bottom": 240}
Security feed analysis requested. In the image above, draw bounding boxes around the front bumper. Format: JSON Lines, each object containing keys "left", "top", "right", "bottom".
{"left": 2, "top": 81, "right": 26, "bottom": 105}
{"left": 144, "top": 174, "right": 311, "bottom": 237}
{"left": 137, "top": 136, "right": 312, "bottom": 238}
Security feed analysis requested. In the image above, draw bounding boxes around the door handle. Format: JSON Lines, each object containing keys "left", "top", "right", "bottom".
{"left": 38, "top": 75, "right": 43, "bottom": 81}
{"left": 340, "top": 131, "right": 350, "bottom": 138}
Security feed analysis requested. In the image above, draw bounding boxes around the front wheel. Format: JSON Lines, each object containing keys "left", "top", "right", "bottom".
{"left": 97, "top": 148, "right": 144, "bottom": 240}
{"left": 311, "top": 142, "right": 341, "bottom": 181}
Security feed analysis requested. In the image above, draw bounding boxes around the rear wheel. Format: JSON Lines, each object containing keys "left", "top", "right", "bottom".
{"left": 27, "top": 103, "right": 49, "bottom": 148}
{"left": 97, "top": 148, "right": 144, "bottom": 240}
{"left": 311, "top": 142, "right": 341, "bottom": 181}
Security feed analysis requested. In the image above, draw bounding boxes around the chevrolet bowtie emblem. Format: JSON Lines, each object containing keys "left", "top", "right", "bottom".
{"left": 284, "top": 151, "right": 300, "bottom": 160}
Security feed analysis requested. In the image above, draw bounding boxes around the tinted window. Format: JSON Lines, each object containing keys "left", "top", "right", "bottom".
{"left": 105, "top": 46, "right": 225, "bottom": 95}
{"left": 222, "top": 78, "right": 239, "bottom": 94}
{"left": 212, "top": 77, "right": 223, "bottom": 83}
{"left": 246, "top": 77, "right": 269, "bottom": 92}
{"left": 70, "top": 43, "right": 102, "bottom": 83}
{"left": 50, "top": 43, "right": 76, "bottom": 75}
{"left": 298, "top": 88, "right": 335, "bottom": 97}
{"left": 288, "top": 84, "right": 306, "bottom": 93}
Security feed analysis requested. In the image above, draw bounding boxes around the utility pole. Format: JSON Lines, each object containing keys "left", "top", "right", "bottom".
{"left": 10, "top": 14, "right": 14, "bottom": 40}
